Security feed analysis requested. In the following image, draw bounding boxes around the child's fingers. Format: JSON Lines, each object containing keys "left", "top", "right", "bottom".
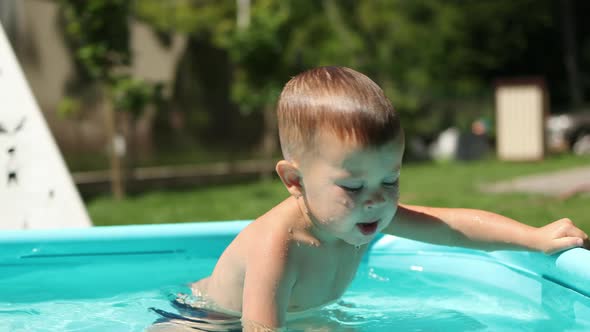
{"left": 563, "top": 228, "right": 588, "bottom": 241}
{"left": 555, "top": 220, "right": 587, "bottom": 239}
{"left": 566, "top": 224, "right": 587, "bottom": 237}
{"left": 547, "top": 237, "right": 584, "bottom": 255}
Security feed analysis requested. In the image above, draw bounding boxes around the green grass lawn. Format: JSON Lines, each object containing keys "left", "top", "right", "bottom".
{"left": 87, "top": 154, "right": 590, "bottom": 233}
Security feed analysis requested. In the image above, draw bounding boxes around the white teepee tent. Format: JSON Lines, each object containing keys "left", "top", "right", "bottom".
{"left": 0, "top": 24, "right": 91, "bottom": 229}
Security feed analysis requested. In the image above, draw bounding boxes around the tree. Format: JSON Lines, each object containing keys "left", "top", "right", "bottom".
{"left": 136, "top": 0, "right": 292, "bottom": 177}
{"left": 136, "top": 0, "right": 589, "bottom": 160}
{"left": 59, "top": 0, "right": 161, "bottom": 198}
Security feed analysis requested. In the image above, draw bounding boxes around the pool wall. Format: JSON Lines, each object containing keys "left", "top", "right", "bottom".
{"left": 1, "top": 221, "right": 589, "bottom": 298}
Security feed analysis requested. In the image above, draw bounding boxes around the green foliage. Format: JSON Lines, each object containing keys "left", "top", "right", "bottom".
{"left": 59, "top": 0, "right": 162, "bottom": 116}
{"left": 59, "top": 0, "right": 131, "bottom": 81}
{"left": 227, "top": 1, "right": 290, "bottom": 114}
{"left": 131, "top": 0, "right": 587, "bottom": 143}
{"left": 135, "top": 0, "right": 290, "bottom": 114}
{"left": 135, "top": 0, "right": 560, "bottom": 137}
{"left": 112, "top": 76, "right": 163, "bottom": 116}
{"left": 133, "top": 0, "right": 234, "bottom": 39}
{"left": 57, "top": 96, "right": 82, "bottom": 118}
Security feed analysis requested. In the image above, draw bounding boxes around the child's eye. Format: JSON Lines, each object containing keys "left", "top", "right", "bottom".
{"left": 339, "top": 184, "right": 364, "bottom": 192}
{"left": 382, "top": 179, "right": 399, "bottom": 187}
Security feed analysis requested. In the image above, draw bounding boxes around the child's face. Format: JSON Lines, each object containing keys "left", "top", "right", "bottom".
{"left": 299, "top": 132, "right": 403, "bottom": 246}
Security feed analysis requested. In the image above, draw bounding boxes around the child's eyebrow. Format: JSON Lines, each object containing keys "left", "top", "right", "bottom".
{"left": 337, "top": 167, "right": 401, "bottom": 179}
{"left": 383, "top": 171, "right": 401, "bottom": 180}
{"left": 387, "top": 170, "right": 402, "bottom": 177}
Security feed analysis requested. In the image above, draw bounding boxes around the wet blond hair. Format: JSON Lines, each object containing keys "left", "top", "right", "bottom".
{"left": 277, "top": 66, "right": 402, "bottom": 161}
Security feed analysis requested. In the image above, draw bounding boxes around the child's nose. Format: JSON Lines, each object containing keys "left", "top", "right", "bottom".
{"left": 364, "top": 190, "right": 386, "bottom": 210}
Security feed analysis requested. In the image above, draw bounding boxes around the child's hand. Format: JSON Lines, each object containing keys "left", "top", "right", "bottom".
{"left": 534, "top": 218, "right": 588, "bottom": 254}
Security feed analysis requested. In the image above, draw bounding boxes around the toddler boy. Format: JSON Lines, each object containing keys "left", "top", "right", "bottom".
{"left": 190, "top": 66, "right": 587, "bottom": 329}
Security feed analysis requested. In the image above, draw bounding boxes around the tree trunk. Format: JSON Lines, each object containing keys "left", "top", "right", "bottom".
{"left": 120, "top": 111, "right": 134, "bottom": 195}
{"left": 101, "top": 85, "right": 125, "bottom": 199}
{"left": 560, "top": 0, "right": 583, "bottom": 108}
{"left": 236, "top": 0, "right": 251, "bottom": 30}
{"left": 260, "top": 103, "right": 278, "bottom": 181}
{"left": 135, "top": 104, "right": 157, "bottom": 158}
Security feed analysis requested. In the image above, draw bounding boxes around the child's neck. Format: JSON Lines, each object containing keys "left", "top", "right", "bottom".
{"left": 293, "top": 195, "right": 346, "bottom": 247}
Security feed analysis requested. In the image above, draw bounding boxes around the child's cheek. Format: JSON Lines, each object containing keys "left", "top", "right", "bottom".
{"left": 333, "top": 186, "right": 359, "bottom": 208}
{"left": 386, "top": 187, "right": 400, "bottom": 201}
{"left": 340, "top": 197, "right": 354, "bottom": 209}
{"left": 330, "top": 189, "right": 356, "bottom": 213}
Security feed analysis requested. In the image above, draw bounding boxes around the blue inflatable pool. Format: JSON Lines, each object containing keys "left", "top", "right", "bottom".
{"left": 0, "top": 221, "right": 588, "bottom": 331}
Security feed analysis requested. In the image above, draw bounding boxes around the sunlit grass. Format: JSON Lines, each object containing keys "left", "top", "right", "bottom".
{"left": 87, "top": 154, "right": 590, "bottom": 233}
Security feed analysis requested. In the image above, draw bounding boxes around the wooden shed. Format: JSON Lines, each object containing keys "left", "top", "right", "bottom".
{"left": 495, "top": 78, "right": 548, "bottom": 161}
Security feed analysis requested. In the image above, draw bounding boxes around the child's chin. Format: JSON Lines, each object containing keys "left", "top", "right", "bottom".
{"left": 344, "top": 236, "right": 374, "bottom": 247}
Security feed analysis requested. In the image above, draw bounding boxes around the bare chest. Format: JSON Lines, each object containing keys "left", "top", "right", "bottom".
{"left": 288, "top": 246, "right": 366, "bottom": 312}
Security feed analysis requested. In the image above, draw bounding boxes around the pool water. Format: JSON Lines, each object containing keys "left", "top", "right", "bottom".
{"left": 1, "top": 249, "right": 589, "bottom": 332}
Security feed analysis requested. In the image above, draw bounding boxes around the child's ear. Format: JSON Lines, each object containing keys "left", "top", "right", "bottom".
{"left": 276, "top": 160, "right": 304, "bottom": 197}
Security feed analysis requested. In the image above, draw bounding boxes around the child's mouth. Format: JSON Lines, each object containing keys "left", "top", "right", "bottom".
{"left": 357, "top": 220, "right": 379, "bottom": 235}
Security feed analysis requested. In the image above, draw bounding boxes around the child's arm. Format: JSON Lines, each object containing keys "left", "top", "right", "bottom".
{"left": 241, "top": 234, "right": 296, "bottom": 329}
{"left": 385, "top": 204, "right": 588, "bottom": 254}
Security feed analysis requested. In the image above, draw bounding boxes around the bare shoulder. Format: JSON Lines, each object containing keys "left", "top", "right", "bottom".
{"left": 246, "top": 201, "right": 299, "bottom": 256}
{"left": 240, "top": 198, "right": 305, "bottom": 324}
{"left": 240, "top": 199, "right": 303, "bottom": 296}
{"left": 204, "top": 199, "right": 299, "bottom": 311}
